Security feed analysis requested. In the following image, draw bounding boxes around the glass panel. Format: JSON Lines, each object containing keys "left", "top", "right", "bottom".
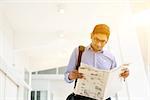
{"left": 31, "top": 91, "right": 35, "bottom": 100}
{"left": 32, "top": 72, "right": 36, "bottom": 75}
{"left": 58, "top": 66, "right": 66, "bottom": 74}
{"left": 38, "top": 68, "right": 56, "bottom": 74}
{"left": 37, "top": 91, "right": 40, "bottom": 100}
{"left": 40, "top": 91, "right": 48, "bottom": 100}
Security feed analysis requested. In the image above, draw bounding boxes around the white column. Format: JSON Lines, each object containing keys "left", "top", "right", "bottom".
{"left": 116, "top": 14, "right": 150, "bottom": 100}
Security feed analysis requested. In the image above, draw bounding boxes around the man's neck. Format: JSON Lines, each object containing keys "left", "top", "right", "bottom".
{"left": 90, "top": 44, "right": 102, "bottom": 52}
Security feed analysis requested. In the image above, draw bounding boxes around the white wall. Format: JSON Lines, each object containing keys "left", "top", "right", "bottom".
{"left": 0, "top": 7, "right": 31, "bottom": 100}
{"left": 0, "top": 69, "right": 19, "bottom": 100}
{"left": 0, "top": 5, "right": 14, "bottom": 70}
{"left": 5, "top": 77, "right": 18, "bottom": 100}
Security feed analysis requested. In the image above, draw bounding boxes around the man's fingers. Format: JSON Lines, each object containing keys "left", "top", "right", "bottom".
{"left": 77, "top": 73, "right": 84, "bottom": 78}
{"left": 124, "top": 71, "right": 129, "bottom": 77}
{"left": 69, "top": 70, "right": 84, "bottom": 80}
{"left": 120, "top": 70, "right": 129, "bottom": 78}
{"left": 72, "top": 70, "right": 78, "bottom": 74}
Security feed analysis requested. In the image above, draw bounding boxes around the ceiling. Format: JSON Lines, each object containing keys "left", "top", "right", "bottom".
{"left": 0, "top": 0, "right": 149, "bottom": 71}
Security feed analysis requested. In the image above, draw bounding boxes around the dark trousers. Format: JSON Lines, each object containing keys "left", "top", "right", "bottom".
{"left": 75, "top": 95, "right": 111, "bottom": 100}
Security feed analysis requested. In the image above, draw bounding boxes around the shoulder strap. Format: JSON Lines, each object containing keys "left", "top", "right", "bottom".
{"left": 74, "top": 45, "right": 85, "bottom": 88}
{"left": 76, "top": 45, "right": 85, "bottom": 70}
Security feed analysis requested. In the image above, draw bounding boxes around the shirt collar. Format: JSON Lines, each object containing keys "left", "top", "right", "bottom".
{"left": 87, "top": 44, "right": 104, "bottom": 53}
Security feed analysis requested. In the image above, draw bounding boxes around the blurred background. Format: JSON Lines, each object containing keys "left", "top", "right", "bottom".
{"left": 0, "top": 0, "right": 150, "bottom": 100}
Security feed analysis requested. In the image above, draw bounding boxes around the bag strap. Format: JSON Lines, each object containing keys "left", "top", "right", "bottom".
{"left": 76, "top": 45, "right": 85, "bottom": 70}
{"left": 74, "top": 45, "right": 85, "bottom": 88}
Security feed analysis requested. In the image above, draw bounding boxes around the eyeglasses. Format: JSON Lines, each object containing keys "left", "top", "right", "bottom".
{"left": 93, "top": 37, "right": 107, "bottom": 44}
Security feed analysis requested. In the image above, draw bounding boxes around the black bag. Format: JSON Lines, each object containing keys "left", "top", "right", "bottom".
{"left": 66, "top": 93, "right": 97, "bottom": 100}
{"left": 66, "top": 46, "right": 85, "bottom": 100}
{"left": 66, "top": 93, "right": 75, "bottom": 100}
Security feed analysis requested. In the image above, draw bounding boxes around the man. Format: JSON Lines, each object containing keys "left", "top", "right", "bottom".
{"left": 64, "top": 24, "right": 129, "bottom": 100}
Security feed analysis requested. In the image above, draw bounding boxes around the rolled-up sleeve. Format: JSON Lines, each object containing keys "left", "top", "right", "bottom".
{"left": 64, "top": 72, "right": 74, "bottom": 83}
{"left": 64, "top": 48, "right": 78, "bottom": 83}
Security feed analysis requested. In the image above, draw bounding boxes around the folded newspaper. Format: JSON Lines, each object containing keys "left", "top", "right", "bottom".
{"left": 74, "top": 63, "right": 123, "bottom": 100}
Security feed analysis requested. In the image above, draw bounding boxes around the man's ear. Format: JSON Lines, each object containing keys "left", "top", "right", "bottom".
{"left": 91, "top": 33, "right": 93, "bottom": 39}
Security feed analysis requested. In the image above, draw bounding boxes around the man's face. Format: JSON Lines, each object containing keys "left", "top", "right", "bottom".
{"left": 91, "top": 33, "right": 108, "bottom": 52}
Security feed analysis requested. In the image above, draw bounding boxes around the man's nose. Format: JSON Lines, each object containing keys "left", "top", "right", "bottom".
{"left": 97, "top": 42, "right": 102, "bottom": 47}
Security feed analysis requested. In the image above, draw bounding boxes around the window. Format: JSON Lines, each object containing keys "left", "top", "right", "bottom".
{"left": 58, "top": 66, "right": 66, "bottom": 74}
{"left": 31, "top": 91, "right": 35, "bottom": 100}
{"left": 31, "top": 90, "right": 48, "bottom": 100}
{"left": 31, "top": 66, "right": 66, "bottom": 75}
{"left": 32, "top": 72, "right": 36, "bottom": 75}
{"left": 38, "top": 68, "right": 56, "bottom": 74}
{"left": 37, "top": 91, "right": 40, "bottom": 100}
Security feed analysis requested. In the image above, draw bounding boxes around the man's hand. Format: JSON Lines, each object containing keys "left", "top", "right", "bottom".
{"left": 120, "top": 68, "right": 129, "bottom": 81}
{"left": 68, "top": 70, "right": 83, "bottom": 80}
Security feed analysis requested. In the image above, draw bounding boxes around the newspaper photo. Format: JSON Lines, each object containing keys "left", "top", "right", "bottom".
{"left": 74, "top": 63, "right": 123, "bottom": 100}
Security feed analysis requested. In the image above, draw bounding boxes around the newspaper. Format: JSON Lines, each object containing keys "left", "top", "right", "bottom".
{"left": 74, "top": 63, "right": 123, "bottom": 100}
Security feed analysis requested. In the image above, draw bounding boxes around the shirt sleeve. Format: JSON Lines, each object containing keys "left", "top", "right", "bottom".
{"left": 112, "top": 57, "right": 117, "bottom": 69}
{"left": 64, "top": 47, "right": 78, "bottom": 83}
